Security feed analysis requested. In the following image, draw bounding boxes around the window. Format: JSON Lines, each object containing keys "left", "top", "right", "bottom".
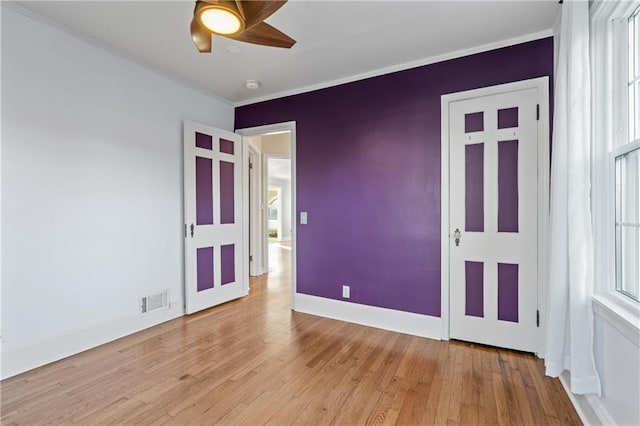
{"left": 615, "top": 147, "right": 639, "bottom": 300}
{"left": 592, "top": 0, "right": 640, "bottom": 312}
{"left": 628, "top": 7, "right": 639, "bottom": 142}
{"left": 613, "top": 6, "right": 640, "bottom": 302}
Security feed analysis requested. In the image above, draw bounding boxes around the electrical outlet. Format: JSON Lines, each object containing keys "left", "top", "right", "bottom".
{"left": 342, "top": 285, "right": 350, "bottom": 298}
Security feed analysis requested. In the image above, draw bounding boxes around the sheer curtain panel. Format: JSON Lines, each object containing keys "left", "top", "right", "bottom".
{"left": 544, "top": 0, "right": 602, "bottom": 395}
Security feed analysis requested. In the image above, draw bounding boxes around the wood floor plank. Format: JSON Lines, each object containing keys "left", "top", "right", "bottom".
{"left": 496, "top": 350, "right": 524, "bottom": 425}
{"left": 446, "top": 341, "right": 465, "bottom": 424}
{"left": 381, "top": 408, "right": 400, "bottom": 426}
{"left": 459, "top": 347, "right": 479, "bottom": 426}
{"left": 506, "top": 352, "right": 536, "bottom": 425}
{"left": 0, "top": 244, "right": 581, "bottom": 425}
{"left": 433, "top": 343, "right": 458, "bottom": 425}
{"left": 419, "top": 343, "right": 446, "bottom": 425}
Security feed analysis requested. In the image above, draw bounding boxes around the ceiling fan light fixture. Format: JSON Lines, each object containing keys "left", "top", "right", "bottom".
{"left": 190, "top": 0, "right": 295, "bottom": 53}
{"left": 199, "top": 5, "right": 244, "bottom": 35}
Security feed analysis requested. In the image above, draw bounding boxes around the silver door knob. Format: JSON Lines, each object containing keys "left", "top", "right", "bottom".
{"left": 453, "top": 228, "right": 461, "bottom": 246}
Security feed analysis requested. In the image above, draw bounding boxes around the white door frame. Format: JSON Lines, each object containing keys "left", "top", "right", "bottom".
{"left": 236, "top": 121, "right": 297, "bottom": 310}
{"left": 440, "top": 77, "right": 550, "bottom": 355}
{"left": 248, "top": 141, "right": 261, "bottom": 277}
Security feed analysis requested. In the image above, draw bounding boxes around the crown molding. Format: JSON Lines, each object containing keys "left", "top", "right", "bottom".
{"left": 234, "top": 28, "right": 554, "bottom": 107}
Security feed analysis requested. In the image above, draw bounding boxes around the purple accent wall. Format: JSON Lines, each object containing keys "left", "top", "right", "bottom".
{"left": 498, "top": 263, "right": 519, "bottom": 322}
{"left": 196, "top": 132, "right": 213, "bottom": 150}
{"left": 465, "top": 112, "right": 484, "bottom": 133}
{"left": 197, "top": 246, "right": 214, "bottom": 292}
{"left": 465, "top": 261, "right": 484, "bottom": 317}
{"left": 498, "top": 140, "right": 519, "bottom": 232}
{"left": 498, "top": 107, "right": 519, "bottom": 129}
{"left": 219, "top": 161, "right": 234, "bottom": 224}
{"left": 219, "top": 138, "right": 234, "bottom": 154}
{"left": 235, "top": 38, "right": 553, "bottom": 317}
{"left": 221, "top": 244, "right": 235, "bottom": 285}
{"left": 465, "top": 143, "right": 485, "bottom": 232}
{"left": 195, "top": 157, "right": 213, "bottom": 225}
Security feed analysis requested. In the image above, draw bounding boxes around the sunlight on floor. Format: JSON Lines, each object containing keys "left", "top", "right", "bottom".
{"left": 266, "top": 241, "right": 291, "bottom": 288}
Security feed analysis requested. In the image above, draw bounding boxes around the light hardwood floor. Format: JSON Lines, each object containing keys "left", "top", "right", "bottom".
{"left": 1, "top": 244, "right": 581, "bottom": 425}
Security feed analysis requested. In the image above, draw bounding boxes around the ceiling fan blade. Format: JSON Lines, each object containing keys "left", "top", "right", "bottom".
{"left": 190, "top": 15, "right": 212, "bottom": 52}
{"left": 225, "top": 21, "right": 295, "bottom": 48}
{"left": 234, "top": 0, "right": 245, "bottom": 20}
{"left": 241, "top": 1, "right": 288, "bottom": 30}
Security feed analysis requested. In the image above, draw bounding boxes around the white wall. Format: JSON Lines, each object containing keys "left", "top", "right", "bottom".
{"left": 1, "top": 6, "right": 234, "bottom": 378}
{"left": 561, "top": 307, "right": 640, "bottom": 426}
{"left": 262, "top": 133, "right": 291, "bottom": 155}
{"left": 248, "top": 135, "right": 263, "bottom": 152}
{"left": 592, "top": 312, "right": 640, "bottom": 426}
{"left": 268, "top": 177, "right": 292, "bottom": 241}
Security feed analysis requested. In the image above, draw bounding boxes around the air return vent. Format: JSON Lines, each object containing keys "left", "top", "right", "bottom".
{"left": 140, "top": 291, "right": 168, "bottom": 314}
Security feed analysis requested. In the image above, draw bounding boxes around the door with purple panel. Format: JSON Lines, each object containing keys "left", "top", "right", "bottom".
{"left": 184, "top": 121, "right": 245, "bottom": 314}
{"left": 449, "top": 88, "right": 538, "bottom": 352}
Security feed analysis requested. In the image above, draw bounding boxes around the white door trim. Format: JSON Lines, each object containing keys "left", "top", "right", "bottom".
{"left": 440, "top": 77, "right": 550, "bottom": 355}
{"left": 236, "top": 121, "right": 297, "bottom": 310}
{"left": 248, "top": 141, "right": 261, "bottom": 277}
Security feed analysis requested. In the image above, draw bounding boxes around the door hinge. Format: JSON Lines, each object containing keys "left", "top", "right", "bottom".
{"left": 184, "top": 224, "right": 187, "bottom": 238}
{"left": 249, "top": 162, "right": 253, "bottom": 170}
{"left": 249, "top": 255, "right": 253, "bottom": 262}
{"left": 536, "top": 104, "right": 540, "bottom": 121}
{"left": 536, "top": 310, "right": 540, "bottom": 327}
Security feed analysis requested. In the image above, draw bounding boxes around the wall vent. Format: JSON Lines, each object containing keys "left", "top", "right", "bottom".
{"left": 140, "top": 290, "right": 168, "bottom": 314}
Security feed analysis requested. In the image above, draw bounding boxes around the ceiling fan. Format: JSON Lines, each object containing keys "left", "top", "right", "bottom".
{"left": 190, "top": 0, "right": 296, "bottom": 53}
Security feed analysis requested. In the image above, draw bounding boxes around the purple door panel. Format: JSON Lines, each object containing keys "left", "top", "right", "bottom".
{"left": 196, "top": 157, "right": 214, "bottom": 225}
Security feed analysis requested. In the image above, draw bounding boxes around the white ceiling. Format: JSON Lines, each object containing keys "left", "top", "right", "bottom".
{"left": 11, "top": 1, "right": 559, "bottom": 105}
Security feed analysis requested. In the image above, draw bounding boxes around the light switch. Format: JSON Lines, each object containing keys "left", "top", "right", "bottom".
{"left": 300, "top": 211, "right": 308, "bottom": 224}
{"left": 342, "top": 285, "right": 350, "bottom": 298}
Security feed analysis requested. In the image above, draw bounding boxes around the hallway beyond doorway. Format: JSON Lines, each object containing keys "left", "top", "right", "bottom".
{"left": 268, "top": 240, "right": 291, "bottom": 278}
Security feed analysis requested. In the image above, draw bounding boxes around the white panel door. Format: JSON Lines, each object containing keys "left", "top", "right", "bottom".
{"left": 449, "top": 88, "right": 539, "bottom": 352}
{"left": 184, "top": 121, "right": 245, "bottom": 314}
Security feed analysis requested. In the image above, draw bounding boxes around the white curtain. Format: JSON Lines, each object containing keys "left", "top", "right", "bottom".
{"left": 544, "top": 0, "right": 601, "bottom": 395}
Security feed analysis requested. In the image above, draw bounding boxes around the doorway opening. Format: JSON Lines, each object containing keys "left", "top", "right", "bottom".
{"left": 240, "top": 123, "right": 295, "bottom": 308}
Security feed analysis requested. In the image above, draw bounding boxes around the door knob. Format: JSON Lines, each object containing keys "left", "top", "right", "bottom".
{"left": 453, "top": 228, "right": 461, "bottom": 246}
{"left": 190, "top": 223, "right": 194, "bottom": 238}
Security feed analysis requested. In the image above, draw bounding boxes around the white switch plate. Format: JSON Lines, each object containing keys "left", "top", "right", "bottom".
{"left": 300, "top": 211, "right": 308, "bottom": 224}
{"left": 342, "top": 285, "right": 350, "bottom": 298}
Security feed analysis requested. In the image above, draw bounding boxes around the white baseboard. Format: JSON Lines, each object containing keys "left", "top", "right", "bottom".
{"left": 294, "top": 293, "right": 443, "bottom": 340}
{"left": 1, "top": 304, "right": 184, "bottom": 379}
{"left": 559, "top": 371, "right": 614, "bottom": 426}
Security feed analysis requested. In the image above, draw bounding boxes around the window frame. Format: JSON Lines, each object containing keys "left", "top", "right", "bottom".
{"left": 590, "top": 0, "right": 640, "bottom": 339}
{"left": 613, "top": 141, "right": 640, "bottom": 301}
{"left": 612, "top": 4, "right": 640, "bottom": 302}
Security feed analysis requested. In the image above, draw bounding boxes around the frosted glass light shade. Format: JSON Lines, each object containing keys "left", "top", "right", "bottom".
{"left": 200, "top": 8, "right": 242, "bottom": 35}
